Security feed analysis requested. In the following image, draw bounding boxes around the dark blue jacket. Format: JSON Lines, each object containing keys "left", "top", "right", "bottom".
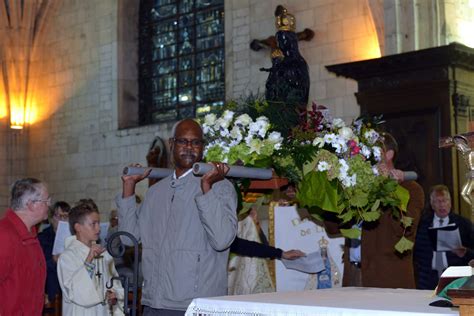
{"left": 414, "top": 211, "right": 474, "bottom": 289}
{"left": 38, "top": 226, "right": 61, "bottom": 301}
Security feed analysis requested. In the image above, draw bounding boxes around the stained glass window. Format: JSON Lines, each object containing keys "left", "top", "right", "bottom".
{"left": 139, "top": 0, "right": 225, "bottom": 125}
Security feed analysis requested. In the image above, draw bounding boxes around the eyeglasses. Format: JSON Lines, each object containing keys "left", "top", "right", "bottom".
{"left": 54, "top": 213, "right": 69, "bottom": 220}
{"left": 32, "top": 197, "right": 52, "bottom": 206}
{"left": 173, "top": 138, "right": 205, "bottom": 148}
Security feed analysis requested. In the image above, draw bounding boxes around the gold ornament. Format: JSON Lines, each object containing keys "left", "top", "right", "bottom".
{"left": 275, "top": 6, "right": 296, "bottom": 32}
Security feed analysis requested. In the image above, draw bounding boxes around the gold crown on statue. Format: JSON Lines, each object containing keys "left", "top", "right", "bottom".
{"left": 275, "top": 5, "right": 296, "bottom": 32}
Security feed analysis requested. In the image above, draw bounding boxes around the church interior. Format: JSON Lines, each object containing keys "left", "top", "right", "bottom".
{"left": 2, "top": 0, "right": 474, "bottom": 314}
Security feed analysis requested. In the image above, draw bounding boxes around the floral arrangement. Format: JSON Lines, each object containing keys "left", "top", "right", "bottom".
{"left": 201, "top": 99, "right": 413, "bottom": 253}
{"left": 201, "top": 110, "right": 283, "bottom": 168}
{"left": 273, "top": 103, "right": 412, "bottom": 253}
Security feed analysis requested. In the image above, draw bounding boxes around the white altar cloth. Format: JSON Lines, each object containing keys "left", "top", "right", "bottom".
{"left": 185, "top": 287, "right": 458, "bottom": 316}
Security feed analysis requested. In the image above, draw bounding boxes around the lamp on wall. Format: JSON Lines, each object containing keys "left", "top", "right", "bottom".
{"left": 8, "top": 95, "right": 28, "bottom": 129}
{"left": 0, "top": 0, "right": 55, "bottom": 130}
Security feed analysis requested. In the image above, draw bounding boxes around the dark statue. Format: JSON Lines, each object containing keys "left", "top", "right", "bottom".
{"left": 261, "top": 5, "right": 310, "bottom": 112}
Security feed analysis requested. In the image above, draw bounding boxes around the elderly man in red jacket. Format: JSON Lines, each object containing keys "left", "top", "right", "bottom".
{"left": 0, "top": 178, "right": 49, "bottom": 315}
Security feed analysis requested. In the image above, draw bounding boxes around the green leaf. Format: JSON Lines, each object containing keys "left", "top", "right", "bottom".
{"left": 296, "top": 171, "right": 340, "bottom": 212}
{"left": 349, "top": 190, "right": 368, "bottom": 208}
{"left": 338, "top": 208, "right": 355, "bottom": 224}
{"left": 371, "top": 199, "right": 381, "bottom": 213}
{"left": 302, "top": 157, "right": 318, "bottom": 175}
{"left": 394, "top": 236, "right": 414, "bottom": 253}
{"left": 340, "top": 228, "right": 361, "bottom": 239}
{"left": 400, "top": 216, "right": 413, "bottom": 228}
{"left": 361, "top": 210, "right": 381, "bottom": 222}
{"left": 394, "top": 185, "right": 410, "bottom": 212}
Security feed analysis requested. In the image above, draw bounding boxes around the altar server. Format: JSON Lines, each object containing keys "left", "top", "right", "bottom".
{"left": 58, "top": 202, "right": 124, "bottom": 315}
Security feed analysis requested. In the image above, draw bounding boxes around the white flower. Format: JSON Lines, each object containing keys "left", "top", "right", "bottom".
{"left": 230, "top": 126, "right": 243, "bottom": 141}
{"left": 341, "top": 174, "right": 357, "bottom": 187}
{"left": 215, "top": 117, "right": 230, "bottom": 130}
{"left": 372, "top": 146, "right": 382, "bottom": 162}
{"left": 317, "top": 161, "right": 330, "bottom": 172}
{"left": 235, "top": 113, "right": 252, "bottom": 127}
{"left": 353, "top": 119, "right": 363, "bottom": 133}
{"left": 323, "top": 133, "right": 337, "bottom": 144}
{"left": 220, "top": 128, "right": 230, "bottom": 137}
{"left": 339, "top": 159, "right": 349, "bottom": 176}
{"left": 204, "top": 113, "right": 217, "bottom": 126}
{"left": 229, "top": 139, "right": 240, "bottom": 147}
{"left": 256, "top": 116, "right": 270, "bottom": 137}
{"left": 332, "top": 118, "right": 345, "bottom": 128}
{"left": 248, "top": 121, "right": 260, "bottom": 136}
{"left": 202, "top": 124, "right": 211, "bottom": 135}
{"left": 331, "top": 136, "right": 347, "bottom": 154}
{"left": 312, "top": 137, "right": 324, "bottom": 148}
{"left": 222, "top": 110, "right": 235, "bottom": 121}
{"left": 243, "top": 133, "right": 253, "bottom": 145}
{"left": 360, "top": 144, "right": 371, "bottom": 159}
{"left": 364, "top": 129, "right": 380, "bottom": 145}
{"left": 372, "top": 166, "right": 379, "bottom": 175}
{"left": 338, "top": 127, "right": 354, "bottom": 140}
{"left": 268, "top": 131, "right": 282, "bottom": 144}
{"left": 248, "top": 138, "right": 263, "bottom": 154}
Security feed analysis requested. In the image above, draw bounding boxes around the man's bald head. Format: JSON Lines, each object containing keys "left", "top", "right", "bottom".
{"left": 172, "top": 119, "right": 203, "bottom": 139}
{"left": 169, "top": 119, "right": 205, "bottom": 176}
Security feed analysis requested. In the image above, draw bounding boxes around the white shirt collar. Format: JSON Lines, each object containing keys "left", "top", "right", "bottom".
{"left": 433, "top": 214, "right": 448, "bottom": 226}
{"left": 173, "top": 168, "right": 193, "bottom": 180}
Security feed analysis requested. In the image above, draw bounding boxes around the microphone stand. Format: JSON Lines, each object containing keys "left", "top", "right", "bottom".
{"left": 106, "top": 231, "right": 140, "bottom": 316}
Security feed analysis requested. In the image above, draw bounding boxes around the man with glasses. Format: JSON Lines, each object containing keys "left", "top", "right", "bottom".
{"left": 117, "top": 119, "right": 237, "bottom": 316}
{"left": 38, "top": 201, "right": 71, "bottom": 306}
{"left": 0, "top": 178, "right": 50, "bottom": 315}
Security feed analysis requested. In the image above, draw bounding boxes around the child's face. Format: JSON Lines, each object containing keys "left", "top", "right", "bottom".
{"left": 76, "top": 212, "right": 101, "bottom": 244}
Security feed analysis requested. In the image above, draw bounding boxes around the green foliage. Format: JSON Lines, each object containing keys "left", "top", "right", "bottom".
{"left": 361, "top": 210, "right": 381, "bottom": 222}
{"left": 394, "top": 236, "right": 414, "bottom": 254}
{"left": 340, "top": 228, "right": 361, "bottom": 239}
{"left": 400, "top": 216, "right": 413, "bottom": 228}
{"left": 296, "top": 171, "right": 341, "bottom": 213}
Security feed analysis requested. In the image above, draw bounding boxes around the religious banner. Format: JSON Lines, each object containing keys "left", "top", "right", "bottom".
{"left": 270, "top": 203, "right": 344, "bottom": 292}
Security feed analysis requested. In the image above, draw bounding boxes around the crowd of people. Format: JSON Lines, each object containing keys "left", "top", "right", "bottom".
{"left": 1, "top": 119, "right": 473, "bottom": 316}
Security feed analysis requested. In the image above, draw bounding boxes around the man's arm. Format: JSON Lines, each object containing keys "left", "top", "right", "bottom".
{"left": 195, "top": 179, "right": 238, "bottom": 251}
{"left": 115, "top": 167, "right": 151, "bottom": 244}
{"left": 231, "top": 237, "right": 283, "bottom": 259}
{"left": 231, "top": 237, "right": 306, "bottom": 260}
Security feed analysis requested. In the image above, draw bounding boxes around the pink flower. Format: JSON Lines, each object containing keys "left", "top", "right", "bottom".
{"left": 351, "top": 146, "right": 360, "bottom": 155}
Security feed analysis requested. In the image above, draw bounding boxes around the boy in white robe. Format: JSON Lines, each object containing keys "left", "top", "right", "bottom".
{"left": 58, "top": 202, "right": 125, "bottom": 316}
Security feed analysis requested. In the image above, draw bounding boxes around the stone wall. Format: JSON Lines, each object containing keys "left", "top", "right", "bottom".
{"left": 225, "top": 0, "right": 382, "bottom": 121}
{"left": 5, "top": 0, "right": 174, "bottom": 217}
